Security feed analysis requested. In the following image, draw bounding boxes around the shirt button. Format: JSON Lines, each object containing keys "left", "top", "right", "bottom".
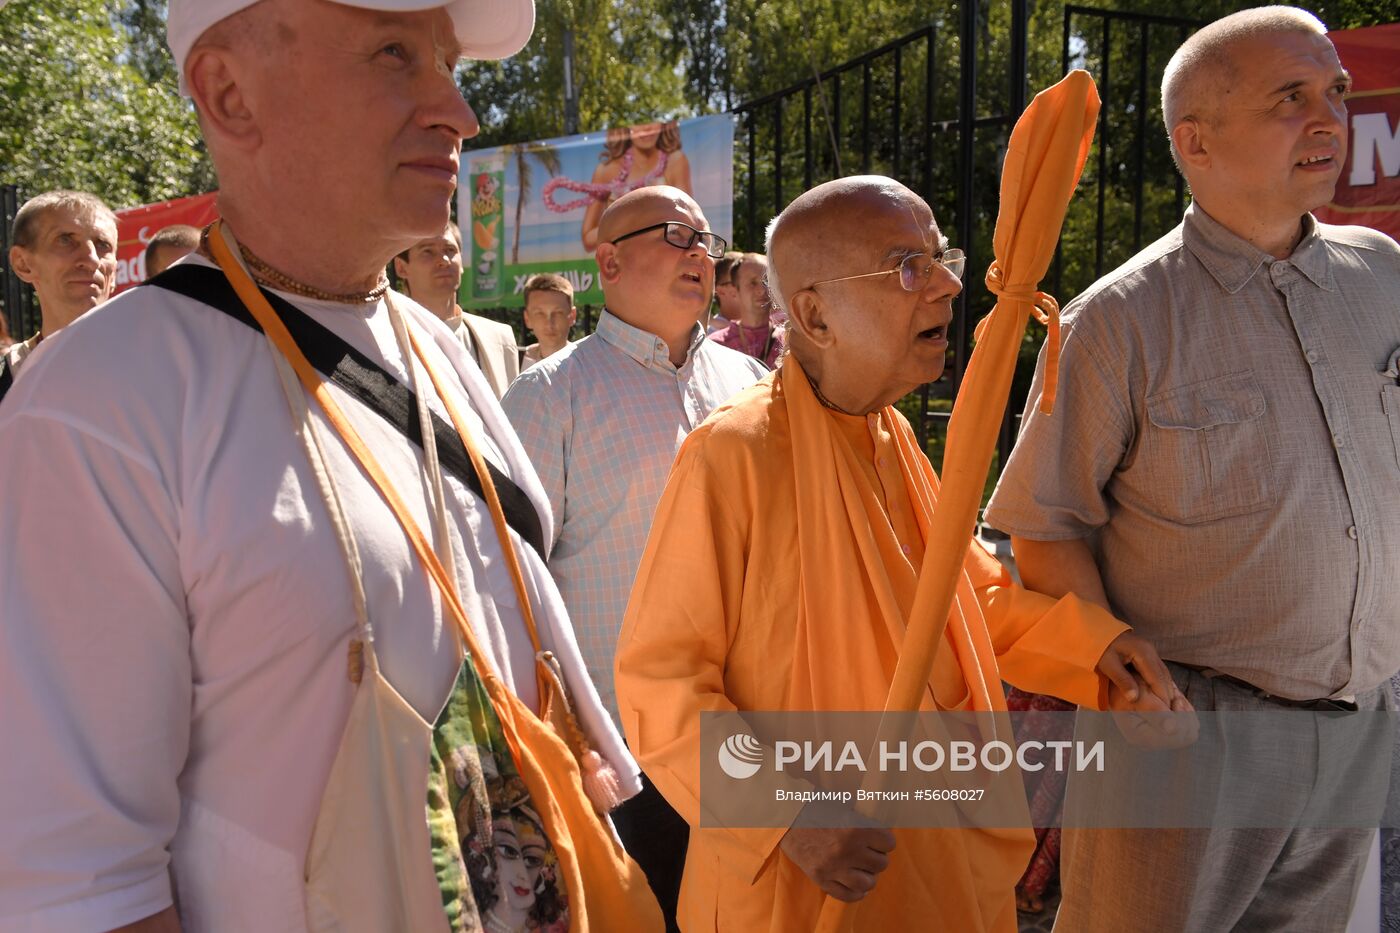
{"left": 901, "top": 543, "right": 912, "bottom": 556}
{"left": 1305, "top": 350, "right": 1319, "bottom": 364}
{"left": 1334, "top": 435, "right": 1345, "bottom": 448}
{"left": 877, "top": 457, "right": 888, "bottom": 468}
{"left": 1348, "top": 526, "right": 1359, "bottom": 540}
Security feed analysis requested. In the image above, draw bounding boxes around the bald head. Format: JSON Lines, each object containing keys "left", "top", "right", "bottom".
{"left": 766, "top": 175, "right": 926, "bottom": 316}
{"left": 594, "top": 185, "right": 716, "bottom": 358}
{"left": 1162, "top": 6, "right": 1329, "bottom": 165}
{"left": 597, "top": 186, "right": 703, "bottom": 244}
{"left": 763, "top": 175, "right": 958, "bottom": 414}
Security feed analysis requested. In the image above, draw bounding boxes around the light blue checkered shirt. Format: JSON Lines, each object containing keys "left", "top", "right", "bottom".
{"left": 502, "top": 310, "right": 768, "bottom": 721}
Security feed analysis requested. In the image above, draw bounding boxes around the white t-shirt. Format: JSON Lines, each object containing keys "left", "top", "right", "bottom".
{"left": 0, "top": 255, "right": 634, "bottom": 931}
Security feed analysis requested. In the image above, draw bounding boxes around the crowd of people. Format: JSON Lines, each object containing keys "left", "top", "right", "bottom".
{"left": 0, "top": 1, "right": 1396, "bottom": 932}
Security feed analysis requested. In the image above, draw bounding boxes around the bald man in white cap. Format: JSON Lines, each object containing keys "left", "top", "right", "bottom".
{"left": 0, "top": 2, "right": 656, "bottom": 931}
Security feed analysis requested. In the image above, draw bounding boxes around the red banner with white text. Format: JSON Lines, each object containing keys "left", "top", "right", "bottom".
{"left": 1315, "top": 23, "right": 1400, "bottom": 240}
{"left": 112, "top": 191, "right": 220, "bottom": 294}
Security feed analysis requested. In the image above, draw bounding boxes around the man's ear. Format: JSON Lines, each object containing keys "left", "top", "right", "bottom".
{"left": 9, "top": 246, "right": 36, "bottom": 286}
{"left": 786, "top": 289, "right": 835, "bottom": 350}
{"left": 595, "top": 243, "right": 622, "bottom": 284}
{"left": 392, "top": 255, "right": 409, "bottom": 282}
{"left": 187, "top": 44, "right": 260, "bottom": 152}
{"left": 1171, "top": 118, "right": 1209, "bottom": 173}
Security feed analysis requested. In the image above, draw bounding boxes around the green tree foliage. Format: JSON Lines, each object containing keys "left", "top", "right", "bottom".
{"left": 119, "top": 0, "right": 178, "bottom": 88}
{"left": 458, "top": 0, "right": 688, "bottom": 149}
{"left": 0, "top": 0, "right": 212, "bottom": 208}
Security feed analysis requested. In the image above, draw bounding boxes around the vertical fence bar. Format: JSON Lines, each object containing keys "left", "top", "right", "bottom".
{"left": 923, "top": 30, "right": 935, "bottom": 205}
{"left": 1133, "top": 20, "right": 1149, "bottom": 251}
{"left": 1053, "top": 9, "right": 1072, "bottom": 311}
{"left": 861, "top": 61, "right": 872, "bottom": 174}
{"left": 1010, "top": 0, "right": 1028, "bottom": 118}
{"left": 0, "top": 184, "right": 34, "bottom": 341}
{"left": 893, "top": 45, "right": 903, "bottom": 183}
{"left": 998, "top": 0, "right": 1030, "bottom": 480}
{"left": 804, "top": 83, "right": 814, "bottom": 190}
{"left": 1093, "top": 16, "right": 1111, "bottom": 280}
{"left": 954, "top": 0, "right": 978, "bottom": 395}
{"left": 832, "top": 72, "right": 842, "bottom": 178}
{"left": 746, "top": 109, "right": 757, "bottom": 251}
{"left": 774, "top": 98, "right": 784, "bottom": 218}
{"left": 1062, "top": 5, "right": 1073, "bottom": 76}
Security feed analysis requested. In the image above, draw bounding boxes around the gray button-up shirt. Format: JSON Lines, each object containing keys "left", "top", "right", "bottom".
{"left": 502, "top": 310, "right": 768, "bottom": 720}
{"left": 985, "top": 203, "right": 1400, "bottom": 699}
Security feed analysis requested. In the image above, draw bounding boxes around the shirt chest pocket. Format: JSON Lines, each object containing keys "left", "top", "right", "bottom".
{"left": 1142, "top": 371, "right": 1277, "bottom": 525}
{"left": 1383, "top": 385, "right": 1400, "bottom": 471}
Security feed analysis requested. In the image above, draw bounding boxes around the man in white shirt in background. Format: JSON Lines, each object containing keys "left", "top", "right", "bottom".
{"left": 395, "top": 220, "right": 521, "bottom": 397}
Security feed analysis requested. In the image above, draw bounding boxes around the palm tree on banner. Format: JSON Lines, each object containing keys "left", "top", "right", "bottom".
{"left": 504, "top": 141, "right": 563, "bottom": 264}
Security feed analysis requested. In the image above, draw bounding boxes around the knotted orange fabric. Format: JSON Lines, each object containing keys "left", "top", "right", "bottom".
{"left": 882, "top": 69, "right": 1100, "bottom": 723}
{"left": 615, "top": 347, "right": 1126, "bottom": 931}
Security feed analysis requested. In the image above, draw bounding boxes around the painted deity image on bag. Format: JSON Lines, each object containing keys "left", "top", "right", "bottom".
{"left": 428, "top": 661, "right": 569, "bottom": 933}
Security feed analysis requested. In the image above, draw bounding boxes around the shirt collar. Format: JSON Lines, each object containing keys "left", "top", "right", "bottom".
{"left": 595, "top": 308, "right": 706, "bottom": 371}
{"left": 1183, "top": 202, "right": 1334, "bottom": 294}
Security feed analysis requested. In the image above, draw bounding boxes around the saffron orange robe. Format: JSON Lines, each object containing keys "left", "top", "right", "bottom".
{"left": 614, "top": 359, "right": 1128, "bottom": 932}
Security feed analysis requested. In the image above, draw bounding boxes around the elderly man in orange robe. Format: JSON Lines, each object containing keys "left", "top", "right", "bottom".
{"left": 614, "top": 175, "right": 1185, "bottom": 932}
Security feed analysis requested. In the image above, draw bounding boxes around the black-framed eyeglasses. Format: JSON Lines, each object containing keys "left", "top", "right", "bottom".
{"left": 610, "top": 221, "right": 728, "bottom": 259}
{"left": 810, "top": 248, "right": 966, "bottom": 292}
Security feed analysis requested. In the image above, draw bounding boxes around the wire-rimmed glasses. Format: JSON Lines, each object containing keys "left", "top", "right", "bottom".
{"left": 810, "top": 248, "right": 966, "bottom": 292}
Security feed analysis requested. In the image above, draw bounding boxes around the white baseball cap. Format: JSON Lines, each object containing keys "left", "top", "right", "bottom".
{"left": 168, "top": 0, "right": 535, "bottom": 94}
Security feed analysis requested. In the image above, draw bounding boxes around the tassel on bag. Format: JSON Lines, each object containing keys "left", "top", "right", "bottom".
{"left": 537, "top": 650, "right": 625, "bottom": 813}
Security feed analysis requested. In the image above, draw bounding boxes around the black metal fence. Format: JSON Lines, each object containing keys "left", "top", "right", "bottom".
{"left": 1053, "top": 6, "right": 1205, "bottom": 298}
{"left": 725, "top": 3, "right": 1208, "bottom": 483}
{"left": 729, "top": 4, "right": 1030, "bottom": 467}
{"left": 1, "top": 184, "right": 38, "bottom": 345}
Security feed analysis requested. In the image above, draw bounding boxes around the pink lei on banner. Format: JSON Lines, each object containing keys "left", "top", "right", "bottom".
{"left": 541, "top": 149, "right": 670, "bottom": 213}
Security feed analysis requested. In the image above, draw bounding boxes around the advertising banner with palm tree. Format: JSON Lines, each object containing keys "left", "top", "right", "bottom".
{"left": 458, "top": 114, "right": 734, "bottom": 310}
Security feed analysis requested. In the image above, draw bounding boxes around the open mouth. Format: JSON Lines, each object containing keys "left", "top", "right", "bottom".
{"left": 1296, "top": 153, "right": 1334, "bottom": 167}
{"left": 918, "top": 324, "right": 948, "bottom": 341}
{"left": 680, "top": 271, "right": 703, "bottom": 284}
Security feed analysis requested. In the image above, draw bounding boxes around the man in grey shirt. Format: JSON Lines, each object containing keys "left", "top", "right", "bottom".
{"left": 985, "top": 7, "right": 1400, "bottom": 930}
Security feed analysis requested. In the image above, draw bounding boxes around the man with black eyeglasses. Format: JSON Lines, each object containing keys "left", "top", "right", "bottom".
{"left": 502, "top": 184, "right": 766, "bottom": 930}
